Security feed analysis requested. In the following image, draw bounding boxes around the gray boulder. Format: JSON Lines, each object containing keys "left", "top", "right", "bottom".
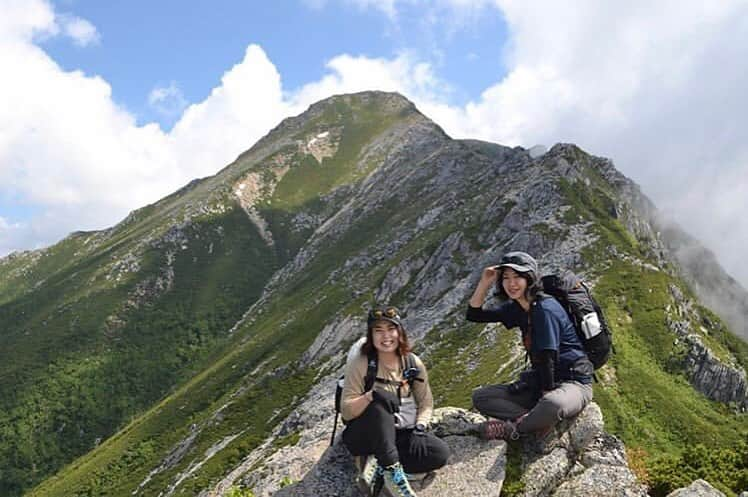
{"left": 666, "top": 479, "right": 726, "bottom": 497}
{"left": 417, "top": 435, "right": 506, "bottom": 497}
{"left": 272, "top": 403, "right": 650, "bottom": 497}
{"left": 276, "top": 408, "right": 507, "bottom": 497}
{"left": 553, "top": 464, "right": 648, "bottom": 497}
{"left": 517, "top": 402, "right": 645, "bottom": 497}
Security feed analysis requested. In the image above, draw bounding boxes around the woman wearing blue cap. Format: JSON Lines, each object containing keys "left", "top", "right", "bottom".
{"left": 340, "top": 306, "right": 449, "bottom": 497}
{"left": 466, "top": 252, "right": 594, "bottom": 440}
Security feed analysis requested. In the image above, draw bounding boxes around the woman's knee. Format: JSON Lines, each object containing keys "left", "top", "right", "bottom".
{"left": 431, "top": 437, "right": 451, "bottom": 468}
{"left": 471, "top": 387, "right": 488, "bottom": 409}
{"left": 472, "top": 384, "right": 502, "bottom": 410}
{"left": 535, "top": 394, "right": 565, "bottom": 420}
{"left": 415, "top": 436, "right": 450, "bottom": 472}
{"left": 540, "top": 384, "right": 589, "bottom": 419}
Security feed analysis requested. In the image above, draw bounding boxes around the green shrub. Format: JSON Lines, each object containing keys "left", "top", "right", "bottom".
{"left": 647, "top": 441, "right": 748, "bottom": 497}
{"left": 226, "top": 485, "right": 256, "bottom": 497}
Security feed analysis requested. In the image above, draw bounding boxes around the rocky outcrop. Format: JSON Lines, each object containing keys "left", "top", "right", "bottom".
{"left": 666, "top": 479, "right": 726, "bottom": 497}
{"left": 299, "top": 315, "right": 365, "bottom": 367}
{"left": 272, "top": 411, "right": 507, "bottom": 497}
{"left": 259, "top": 403, "right": 647, "bottom": 497}
{"left": 667, "top": 285, "right": 748, "bottom": 409}
{"left": 659, "top": 220, "right": 748, "bottom": 343}
{"left": 517, "top": 403, "right": 647, "bottom": 497}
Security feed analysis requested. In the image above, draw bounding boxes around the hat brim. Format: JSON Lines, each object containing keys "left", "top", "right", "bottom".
{"left": 498, "top": 263, "right": 533, "bottom": 274}
{"left": 369, "top": 316, "right": 403, "bottom": 328}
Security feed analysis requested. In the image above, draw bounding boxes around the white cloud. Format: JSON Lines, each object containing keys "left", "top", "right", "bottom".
{"left": 0, "top": 0, "right": 56, "bottom": 42}
{"left": 291, "top": 52, "right": 448, "bottom": 106}
{"left": 445, "top": 0, "right": 748, "bottom": 287}
{"left": 58, "top": 14, "right": 100, "bottom": 47}
{"left": 148, "top": 81, "right": 188, "bottom": 117}
{"left": 348, "top": 0, "right": 399, "bottom": 19}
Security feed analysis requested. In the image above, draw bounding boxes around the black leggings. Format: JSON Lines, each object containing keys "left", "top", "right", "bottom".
{"left": 342, "top": 401, "right": 450, "bottom": 473}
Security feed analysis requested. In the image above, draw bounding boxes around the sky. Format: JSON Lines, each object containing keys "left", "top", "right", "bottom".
{"left": 1, "top": 0, "right": 747, "bottom": 287}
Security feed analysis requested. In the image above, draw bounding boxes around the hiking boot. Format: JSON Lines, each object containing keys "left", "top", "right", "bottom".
{"left": 478, "top": 419, "right": 520, "bottom": 441}
{"left": 357, "top": 455, "right": 384, "bottom": 496}
{"left": 382, "top": 461, "right": 418, "bottom": 497}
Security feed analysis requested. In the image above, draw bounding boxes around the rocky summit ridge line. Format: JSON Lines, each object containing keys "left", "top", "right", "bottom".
{"left": 1, "top": 91, "right": 745, "bottom": 497}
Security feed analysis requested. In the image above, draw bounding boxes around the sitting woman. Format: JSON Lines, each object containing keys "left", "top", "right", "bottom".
{"left": 466, "top": 252, "right": 594, "bottom": 441}
{"left": 341, "top": 306, "right": 450, "bottom": 497}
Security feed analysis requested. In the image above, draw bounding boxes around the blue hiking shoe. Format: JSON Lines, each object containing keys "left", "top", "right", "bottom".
{"left": 382, "top": 461, "right": 418, "bottom": 497}
{"left": 357, "top": 455, "right": 384, "bottom": 496}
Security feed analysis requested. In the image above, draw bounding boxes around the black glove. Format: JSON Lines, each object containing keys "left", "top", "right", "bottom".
{"left": 536, "top": 349, "right": 558, "bottom": 392}
{"left": 371, "top": 390, "right": 400, "bottom": 413}
{"left": 409, "top": 423, "right": 428, "bottom": 458}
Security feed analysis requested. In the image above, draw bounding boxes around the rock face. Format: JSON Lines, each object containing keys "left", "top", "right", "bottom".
{"left": 667, "top": 285, "right": 748, "bottom": 409}
{"left": 271, "top": 404, "right": 646, "bottom": 497}
{"left": 666, "top": 479, "right": 726, "bottom": 497}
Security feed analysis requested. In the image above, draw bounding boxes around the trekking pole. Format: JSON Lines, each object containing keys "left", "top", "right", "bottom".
{"left": 330, "top": 412, "right": 339, "bottom": 446}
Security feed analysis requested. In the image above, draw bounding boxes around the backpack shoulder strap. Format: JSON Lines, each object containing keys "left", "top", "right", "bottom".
{"left": 364, "top": 350, "right": 378, "bottom": 392}
{"left": 405, "top": 352, "right": 416, "bottom": 370}
{"left": 403, "top": 353, "right": 424, "bottom": 386}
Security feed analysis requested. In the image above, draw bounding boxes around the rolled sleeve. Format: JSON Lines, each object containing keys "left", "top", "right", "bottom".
{"left": 340, "top": 355, "right": 367, "bottom": 422}
{"left": 412, "top": 355, "right": 434, "bottom": 426}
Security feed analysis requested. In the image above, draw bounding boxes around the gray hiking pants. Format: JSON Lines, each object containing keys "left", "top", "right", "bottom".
{"left": 472, "top": 381, "right": 593, "bottom": 433}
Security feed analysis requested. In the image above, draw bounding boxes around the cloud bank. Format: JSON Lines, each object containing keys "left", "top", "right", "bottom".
{"left": 1, "top": 0, "right": 748, "bottom": 289}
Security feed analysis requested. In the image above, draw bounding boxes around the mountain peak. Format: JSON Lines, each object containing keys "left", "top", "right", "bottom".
{"left": 305, "top": 89, "right": 418, "bottom": 114}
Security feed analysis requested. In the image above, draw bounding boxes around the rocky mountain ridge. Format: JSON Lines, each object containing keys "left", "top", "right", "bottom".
{"left": 1, "top": 91, "right": 745, "bottom": 497}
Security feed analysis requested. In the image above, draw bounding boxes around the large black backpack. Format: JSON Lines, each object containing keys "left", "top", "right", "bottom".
{"left": 331, "top": 346, "right": 419, "bottom": 445}
{"left": 541, "top": 271, "right": 613, "bottom": 370}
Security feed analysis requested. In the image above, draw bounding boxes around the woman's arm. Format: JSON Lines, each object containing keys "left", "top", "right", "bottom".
{"left": 343, "top": 389, "right": 374, "bottom": 420}
{"left": 340, "top": 356, "right": 374, "bottom": 421}
{"left": 469, "top": 266, "right": 498, "bottom": 308}
{"left": 466, "top": 266, "right": 513, "bottom": 323}
{"left": 412, "top": 355, "right": 433, "bottom": 426}
{"left": 533, "top": 303, "right": 562, "bottom": 391}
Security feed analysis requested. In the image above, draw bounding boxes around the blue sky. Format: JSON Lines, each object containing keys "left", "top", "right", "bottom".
{"left": 42, "top": 0, "right": 508, "bottom": 130}
{"left": 2, "top": 0, "right": 748, "bottom": 287}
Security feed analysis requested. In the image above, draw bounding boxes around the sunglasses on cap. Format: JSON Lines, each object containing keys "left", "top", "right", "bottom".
{"left": 500, "top": 254, "right": 528, "bottom": 266}
{"left": 368, "top": 306, "right": 401, "bottom": 321}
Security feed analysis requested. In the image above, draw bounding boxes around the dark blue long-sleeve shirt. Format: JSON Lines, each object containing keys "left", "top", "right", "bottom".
{"left": 466, "top": 296, "right": 592, "bottom": 386}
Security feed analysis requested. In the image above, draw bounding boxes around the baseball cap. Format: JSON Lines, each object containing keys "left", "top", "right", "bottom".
{"left": 497, "top": 251, "right": 538, "bottom": 276}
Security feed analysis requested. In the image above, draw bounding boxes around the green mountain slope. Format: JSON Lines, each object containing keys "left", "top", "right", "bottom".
{"left": 1, "top": 92, "right": 745, "bottom": 497}
{"left": 0, "top": 93, "right": 428, "bottom": 496}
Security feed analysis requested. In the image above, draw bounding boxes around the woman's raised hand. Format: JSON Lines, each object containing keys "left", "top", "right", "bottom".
{"left": 481, "top": 265, "right": 499, "bottom": 284}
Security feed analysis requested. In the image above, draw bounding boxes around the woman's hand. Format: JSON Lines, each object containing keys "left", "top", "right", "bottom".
{"left": 372, "top": 390, "right": 400, "bottom": 413}
{"left": 409, "top": 424, "right": 428, "bottom": 457}
{"left": 470, "top": 266, "right": 499, "bottom": 308}
{"left": 481, "top": 266, "right": 499, "bottom": 284}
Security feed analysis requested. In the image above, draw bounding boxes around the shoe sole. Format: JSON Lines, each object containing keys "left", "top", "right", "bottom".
{"left": 357, "top": 476, "right": 374, "bottom": 496}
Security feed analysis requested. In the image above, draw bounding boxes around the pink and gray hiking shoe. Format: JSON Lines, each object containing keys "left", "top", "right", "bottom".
{"left": 478, "top": 419, "right": 520, "bottom": 441}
